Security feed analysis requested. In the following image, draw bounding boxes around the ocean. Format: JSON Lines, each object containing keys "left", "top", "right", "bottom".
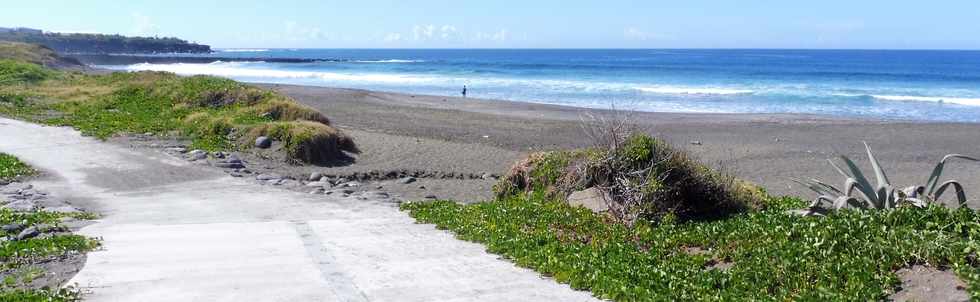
{"left": 101, "top": 49, "right": 980, "bottom": 122}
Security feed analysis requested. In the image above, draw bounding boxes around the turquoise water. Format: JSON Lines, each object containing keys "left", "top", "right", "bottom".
{"left": 105, "top": 49, "right": 980, "bottom": 122}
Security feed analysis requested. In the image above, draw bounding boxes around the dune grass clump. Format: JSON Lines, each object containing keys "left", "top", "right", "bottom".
{"left": 0, "top": 45, "right": 355, "bottom": 164}
{"left": 244, "top": 121, "right": 358, "bottom": 164}
{"left": 0, "top": 42, "right": 76, "bottom": 68}
{"left": 0, "top": 60, "right": 52, "bottom": 85}
{"left": 495, "top": 133, "right": 766, "bottom": 223}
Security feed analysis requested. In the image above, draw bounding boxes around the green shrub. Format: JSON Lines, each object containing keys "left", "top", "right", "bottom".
{"left": 244, "top": 121, "right": 358, "bottom": 164}
{"left": 495, "top": 133, "right": 767, "bottom": 222}
{"left": 0, "top": 60, "right": 51, "bottom": 85}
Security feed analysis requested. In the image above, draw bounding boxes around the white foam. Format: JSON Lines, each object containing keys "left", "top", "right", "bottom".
{"left": 353, "top": 59, "right": 423, "bottom": 63}
{"left": 636, "top": 86, "right": 754, "bottom": 95}
{"left": 835, "top": 93, "right": 980, "bottom": 107}
{"left": 119, "top": 63, "right": 437, "bottom": 84}
{"left": 218, "top": 49, "right": 269, "bottom": 53}
{"left": 870, "top": 95, "right": 980, "bottom": 106}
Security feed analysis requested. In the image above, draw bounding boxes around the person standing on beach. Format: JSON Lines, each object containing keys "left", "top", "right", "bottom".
{"left": 462, "top": 85, "right": 467, "bottom": 98}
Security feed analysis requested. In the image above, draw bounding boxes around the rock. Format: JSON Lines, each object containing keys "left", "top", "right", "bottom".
{"left": 424, "top": 195, "right": 438, "bottom": 199}
{"left": 229, "top": 172, "right": 243, "bottom": 178}
{"left": 212, "top": 152, "right": 226, "bottom": 159}
{"left": 418, "top": 185, "right": 426, "bottom": 190}
{"left": 305, "top": 181, "right": 326, "bottom": 187}
{"left": 165, "top": 147, "right": 188, "bottom": 153}
{"left": 255, "top": 174, "right": 282, "bottom": 181}
{"left": 343, "top": 182, "right": 361, "bottom": 188}
{"left": 309, "top": 172, "right": 324, "bottom": 182}
{"left": 398, "top": 177, "right": 417, "bottom": 184}
{"left": 567, "top": 188, "right": 610, "bottom": 213}
{"left": 365, "top": 191, "right": 390, "bottom": 198}
{"left": 255, "top": 136, "right": 272, "bottom": 149}
{"left": 1, "top": 223, "right": 24, "bottom": 232}
{"left": 309, "top": 188, "right": 326, "bottom": 195}
{"left": 43, "top": 206, "right": 81, "bottom": 214}
{"left": 214, "top": 162, "right": 245, "bottom": 169}
{"left": 1, "top": 183, "right": 31, "bottom": 195}
{"left": 15, "top": 226, "right": 39, "bottom": 240}
{"left": 690, "top": 141, "right": 703, "bottom": 146}
{"left": 225, "top": 155, "right": 242, "bottom": 163}
{"left": 187, "top": 150, "right": 208, "bottom": 161}
{"left": 2, "top": 200, "right": 36, "bottom": 212}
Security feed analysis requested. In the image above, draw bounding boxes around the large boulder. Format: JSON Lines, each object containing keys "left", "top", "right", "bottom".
{"left": 567, "top": 187, "right": 610, "bottom": 213}
{"left": 254, "top": 136, "right": 272, "bottom": 149}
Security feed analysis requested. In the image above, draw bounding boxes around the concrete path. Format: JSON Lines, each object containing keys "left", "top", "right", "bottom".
{"left": 0, "top": 118, "right": 597, "bottom": 302}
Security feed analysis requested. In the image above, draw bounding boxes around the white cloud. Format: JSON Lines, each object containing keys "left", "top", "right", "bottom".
{"left": 130, "top": 13, "right": 159, "bottom": 36}
{"left": 384, "top": 33, "right": 402, "bottom": 42}
{"left": 473, "top": 29, "right": 510, "bottom": 42}
{"left": 412, "top": 25, "right": 436, "bottom": 40}
{"left": 440, "top": 25, "right": 458, "bottom": 40}
{"left": 624, "top": 27, "right": 668, "bottom": 41}
{"left": 283, "top": 20, "right": 331, "bottom": 41}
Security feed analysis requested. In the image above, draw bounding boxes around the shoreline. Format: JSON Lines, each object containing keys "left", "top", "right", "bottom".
{"left": 255, "top": 83, "right": 980, "bottom": 204}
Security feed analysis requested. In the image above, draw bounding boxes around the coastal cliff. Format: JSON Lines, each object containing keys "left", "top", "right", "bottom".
{"left": 0, "top": 27, "right": 211, "bottom": 54}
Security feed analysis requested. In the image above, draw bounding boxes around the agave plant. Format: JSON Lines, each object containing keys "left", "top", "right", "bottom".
{"left": 792, "top": 142, "right": 977, "bottom": 216}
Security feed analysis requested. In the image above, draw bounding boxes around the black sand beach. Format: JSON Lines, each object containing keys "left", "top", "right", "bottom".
{"left": 261, "top": 84, "right": 980, "bottom": 207}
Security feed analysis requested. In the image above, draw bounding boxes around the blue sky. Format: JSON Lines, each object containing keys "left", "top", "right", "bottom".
{"left": 3, "top": 0, "right": 980, "bottom": 49}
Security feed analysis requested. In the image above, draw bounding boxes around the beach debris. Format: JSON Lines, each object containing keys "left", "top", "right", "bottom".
{"left": 690, "top": 140, "right": 703, "bottom": 146}
{"left": 425, "top": 195, "right": 438, "bottom": 199}
{"left": 398, "top": 177, "right": 417, "bottom": 184}
{"left": 254, "top": 136, "right": 272, "bottom": 149}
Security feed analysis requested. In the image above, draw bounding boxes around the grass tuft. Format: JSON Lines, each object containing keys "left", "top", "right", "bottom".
{"left": 0, "top": 47, "right": 354, "bottom": 163}
{"left": 0, "top": 153, "right": 35, "bottom": 183}
{"left": 494, "top": 134, "right": 767, "bottom": 222}
{"left": 244, "top": 121, "right": 358, "bottom": 164}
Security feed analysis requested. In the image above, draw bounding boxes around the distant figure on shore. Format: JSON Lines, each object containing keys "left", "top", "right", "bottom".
{"left": 462, "top": 85, "right": 467, "bottom": 98}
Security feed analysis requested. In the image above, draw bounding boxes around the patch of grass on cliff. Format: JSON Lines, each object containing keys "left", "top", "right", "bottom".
{"left": 0, "top": 50, "right": 357, "bottom": 163}
{"left": 0, "top": 153, "right": 35, "bottom": 183}
{"left": 402, "top": 197, "right": 980, "bottom": 301}
{"left": 0, "top": 60, "right": 52, "bottom": 85}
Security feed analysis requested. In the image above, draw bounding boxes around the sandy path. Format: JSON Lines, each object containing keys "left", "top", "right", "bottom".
{"left": 0, "top": 117, "right": 596, "bottom": 302}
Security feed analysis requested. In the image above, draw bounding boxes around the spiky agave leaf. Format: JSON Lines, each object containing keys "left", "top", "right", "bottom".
{"left": 791, "top": 178, "right": 843, "bottom": 197}
{"left": 926, "top": 154, "right": 980, "bottom": 196}
{"left": 863, "top": 142, "right": 891, "bottom": 190}
{"left": 832, "top": 196, "right": 864, "bottom": 210}
{"left": 933, "top": 180, "right": 968, "bottom": 207}
{"left": 839, "top": 155, "right": 880, "bottom": 207}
